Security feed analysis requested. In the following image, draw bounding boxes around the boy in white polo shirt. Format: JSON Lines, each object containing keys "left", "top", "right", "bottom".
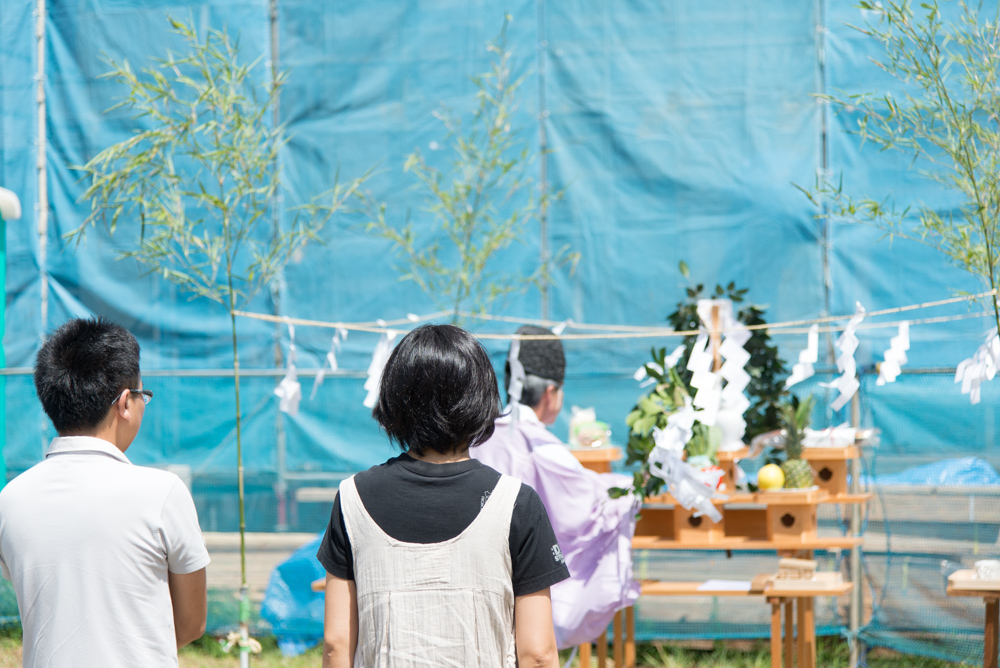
{"left": 0, "top": 317, "right": 211, "bottom": 668}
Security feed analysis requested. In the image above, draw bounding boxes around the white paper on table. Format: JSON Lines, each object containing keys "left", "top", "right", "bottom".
{"left": 803, "top": 426, "right": 856, "bottom": 448}
{"left": 698, "top": 580, "right": 753, "bottom": 592}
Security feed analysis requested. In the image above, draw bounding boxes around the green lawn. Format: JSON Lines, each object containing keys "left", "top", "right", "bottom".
{"left": 0, "top": 626, "right": 970, "bottom": 667}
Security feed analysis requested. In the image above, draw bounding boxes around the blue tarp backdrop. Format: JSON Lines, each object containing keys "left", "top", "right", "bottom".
{"left": 2, "top": 0, "right": 996, "bottom": 477}
{"left": 5, "top": 0, "right": 1000, "bottom": 659}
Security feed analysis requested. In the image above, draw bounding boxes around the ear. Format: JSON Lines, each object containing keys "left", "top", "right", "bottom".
{"left": 113, "top": 390, "right": 133, "bottom": 422}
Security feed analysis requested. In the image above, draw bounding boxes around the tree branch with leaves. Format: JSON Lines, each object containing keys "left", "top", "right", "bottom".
{"left": 75, "top": 17, "right": 365, "bottom": 661}
{"left": 802, "top": 0, "right": 1000, "bottom": 333}
{"left": 366, "top": 18, "right": 576, "bottom": 320}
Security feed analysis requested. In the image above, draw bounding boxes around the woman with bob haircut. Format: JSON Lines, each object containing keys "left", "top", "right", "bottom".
{"left": 318, "top": 324, "right": 568, "bottom": 668}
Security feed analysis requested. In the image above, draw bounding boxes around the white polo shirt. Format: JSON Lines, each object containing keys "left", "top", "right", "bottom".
{"left": 0, "top": 436, "right": 211, "bottom": 668}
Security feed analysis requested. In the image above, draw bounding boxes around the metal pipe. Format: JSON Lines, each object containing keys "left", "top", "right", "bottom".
{"left": 849, "top": 391, "right": 863, "bottom": 668}
{"left": 535, "top": 0, "right": 550, "bottom": 320}
{"left": 35, "top": 0, "right": 47, "bottom": 342}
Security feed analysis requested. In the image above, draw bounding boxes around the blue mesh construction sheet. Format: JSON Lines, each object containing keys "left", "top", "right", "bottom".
{"left": 3, "top": 0, "right": 1000, "bottom": 659}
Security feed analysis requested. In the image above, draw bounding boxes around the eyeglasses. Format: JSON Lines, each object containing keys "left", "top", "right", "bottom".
{"left": 109, "top": 389, "right": 154, "bottom": 407}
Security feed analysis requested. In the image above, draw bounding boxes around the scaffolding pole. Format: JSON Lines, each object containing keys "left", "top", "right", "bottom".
{"left": 850, "top": 391, "right": 863, "bottom": 668}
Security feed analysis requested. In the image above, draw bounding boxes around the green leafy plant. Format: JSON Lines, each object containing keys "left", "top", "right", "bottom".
{"left": 610, "top": 273, "right": 788, "bottom": 501}
{"left": 802, "top": 0, "right": 1000, "bottom": 333}
{"left": 666, "top": 280, "right": 788, "bottom": 442}
{"left": 614, "top": 361, "right": 724, "bottom": 499}
{"left": 365, "top": 18, "right": 576, "bottom": 319}
{"left": 779, "top": 394, "right": 816, "bottom": 489}
{"left": 74, "top": 17, "right": 365, "bottom": 657}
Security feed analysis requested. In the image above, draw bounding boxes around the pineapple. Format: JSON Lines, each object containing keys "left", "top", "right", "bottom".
{"left": 780, "top": 395, "right": 815, "bottom": 489}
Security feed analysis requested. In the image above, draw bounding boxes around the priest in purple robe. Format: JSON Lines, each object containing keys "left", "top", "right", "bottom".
{"left": 472, "top": 325, "right": 640, "bottom": 649}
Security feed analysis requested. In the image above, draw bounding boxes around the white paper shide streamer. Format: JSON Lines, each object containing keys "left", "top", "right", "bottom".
{"left": 363, "top": 330, "right": 398, "bottom": 409}
{"left": 506, "top": 339, "right": 526, "bottom": 428}
{"left": 688, "top": 300, "right": 752, "bottom": 451}
{"left": 647, "top": 400, "right": 726, "bottom": 522}
{"left": 877, "top": 321, "right": 909, "bottom": 386}
{"left": 274, "top": 322, "right": 302, "bottom": 416}
{"left": 820, "top": 302, "right": 865, "bottom": 411}
{"left": 310, "top": 327, "right": 349, "bottom": 400}
{"left": 955, "top": 328, "right": 1000, "bottom": 405}
{"left": 785, "top": 324, "right": 819, "bottom": 388}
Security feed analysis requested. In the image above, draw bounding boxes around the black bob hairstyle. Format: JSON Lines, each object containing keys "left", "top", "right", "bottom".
{"left": 372, "top": 324, "right": 502, "bottom": 456}
{"left": 34, "top": 317, "right": 141, "bottom": 434}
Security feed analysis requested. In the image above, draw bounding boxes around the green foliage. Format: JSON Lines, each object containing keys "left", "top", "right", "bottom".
{"left": 76, "top": 17, "right": 363, "bottom": 310}
{"left": 610, "top": 275, "right": 788, "bottom": 502}
{"left": 73, "top": 16, "right": 368, "bottom": 639}
{"left": 365, "top": 18, "right": 576, "bottom": 318}
{"left": 802, "top": 0, "right": 1000, "bottom": 332}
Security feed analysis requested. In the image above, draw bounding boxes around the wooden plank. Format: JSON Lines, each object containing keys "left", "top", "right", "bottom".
{"left": 987, "top": 598, "right": 999, "bottom": 668}
{"left": 783, "top": 601, "right": 794, "bottom": 668}
{"left": 803, "top": 597, "right": 816, "bottom": 668}
{"left": 947, "top": 588, "right": 1000, "bottom": 598}
{"left": 625, "top": 606, "right": 636, "bottom": 668}
{"left": 632, "top": 535, "right": 863, "bottom": 551}
{"left": 597, "top": 631, "right": 607, "bottom": 668}
{"left": 639, "top": 580, "right": 853, "bottom": 598}
{"left": 800, "top": 446, "right": 860, "bottom": 460}
{"left": 613, "top": 611, "right": 623, "bottom": 668}
{"left": 579, "top": 642, "right": 591, "bottom": 668}
{"left": 770, "top": 602, "right": 783, "bottom": 668}
{"left": 569, "top": 447, "right": 622, "bottom": 464}
{"left": 797, "top": 595, "right": 807, "bottom": 668}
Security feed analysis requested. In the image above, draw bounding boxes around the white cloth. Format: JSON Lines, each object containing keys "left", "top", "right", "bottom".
{"left": 0, "top": 436, "right": 211, "bottom": 668}
{"left": 340, "top": 474, "right": 520, "bottom": 667}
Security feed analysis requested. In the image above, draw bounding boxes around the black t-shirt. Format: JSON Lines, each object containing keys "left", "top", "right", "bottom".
{"left": 317, "top": 453, "right": 570, "bottom": 597}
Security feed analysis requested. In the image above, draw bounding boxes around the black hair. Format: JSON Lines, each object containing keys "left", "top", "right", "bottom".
{"left": 373, "top": 324, "right": 502, "bottom": 456}
{"left": 34, "top": 317, "right": 141, "bottom": 434}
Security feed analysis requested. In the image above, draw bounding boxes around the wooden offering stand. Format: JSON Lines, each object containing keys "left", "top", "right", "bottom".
{"left": 947, "top": 570, "right": 1000, "bottom": 668}
{"left": 569, "top": 446, "right": 623, "bottom": 474}
{"left": 596, "top": 442, "right": 871, "bottom": 668}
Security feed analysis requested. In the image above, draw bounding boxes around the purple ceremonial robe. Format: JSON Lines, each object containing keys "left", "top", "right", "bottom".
{"left": 472, "top": 408, "right": 640, "bottom": 648}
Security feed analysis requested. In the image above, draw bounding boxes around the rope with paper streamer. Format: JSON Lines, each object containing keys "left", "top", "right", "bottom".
{"left": 235, "top": 288, "right": 1000, "bottom": 409}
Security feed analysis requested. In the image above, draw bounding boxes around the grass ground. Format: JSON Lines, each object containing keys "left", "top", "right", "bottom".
{"left": 0, "top": 625, "right": 972, "bottom": 667}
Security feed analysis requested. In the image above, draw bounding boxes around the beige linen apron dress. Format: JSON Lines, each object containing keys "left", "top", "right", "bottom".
{"left": 339, "top": 473, "right": 521, "bottom": 668}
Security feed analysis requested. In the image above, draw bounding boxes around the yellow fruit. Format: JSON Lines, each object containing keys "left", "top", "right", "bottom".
{"left": 757, "top": 464, "right": 785, "bottom": 491}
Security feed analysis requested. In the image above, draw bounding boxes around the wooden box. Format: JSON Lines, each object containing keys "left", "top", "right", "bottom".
{"left": 801, "top": 446, "right": 859, "bottom": 497}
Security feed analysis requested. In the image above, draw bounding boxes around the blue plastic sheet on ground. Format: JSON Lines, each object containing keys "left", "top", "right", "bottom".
{"left": 260, "top": 534, "right": 325, "bottom": 656}
{"left": 861, "top": 457, "right": 1000, "bottom": 488}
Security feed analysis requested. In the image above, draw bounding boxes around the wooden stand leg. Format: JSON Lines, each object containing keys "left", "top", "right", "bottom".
{"left": 797, "top": 597, "right": 807, "bottom": 668}
{"left": 597, "top": 631, "right": 607, "bottom": 668}
{"left": 579, "top": 642, "right": 591, "bottom": 667}
{"left": 986, "top": 598, "right": 999, "bottom": 668}
{"left": 783, "top": 600, "right": 794, "bottom": 668}
{"left": 613, "top": 610, "right": 623, "bottom": 667}
{"left": 803, "top": 597, "right": 815, "bottom": 668}
{"left": 625, "top": 606, "right": 636, "bottom": 668}
{"left": 770, "top": 601, "right": 783, "bottom": 668}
